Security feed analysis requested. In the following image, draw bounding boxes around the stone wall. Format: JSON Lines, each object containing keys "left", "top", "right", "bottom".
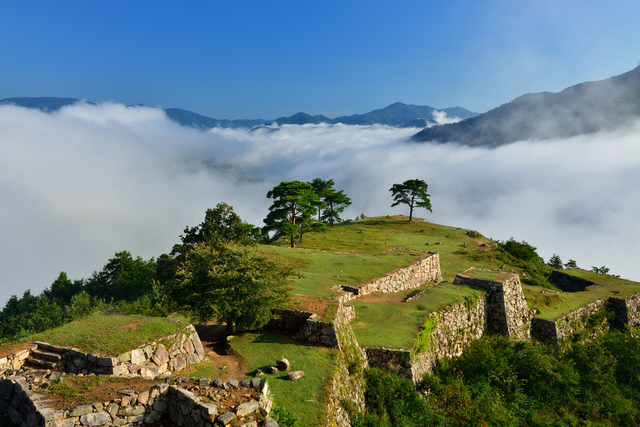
{"left": 609, "top": 293, "right": 640, "bottom": 327}
{"left": 453, "top": 272, "right": 532, "bottom": 340}
{"left": 0, "top": 371, "right": 275, "bottom": 427}
{"left": 0, "top": 324, "right": 205, "bottom": 378}
{"left": 324, "top": 301, "right": 367, "bottom": 427}
{"left": 347, "top": 252, "right": 442, "bottom": 296}
{"left": 531, "top": 297, "right": 610, "bottom": 342}
{"left": 365, "top": 293, "right": 488, "bottom": 382}
{"left": 266, "top": 309, "right": 315, "bottom": 333}
{"left": 548, "top": 270, "right": 599, "bottom": 292}
{"left": 0, "top": 349, "right": 30, "bottom": 373}
{"left": 65, "top": 324, "right": 204, "bottom": 377}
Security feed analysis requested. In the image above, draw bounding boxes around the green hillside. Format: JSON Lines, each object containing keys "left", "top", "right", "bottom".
{"left": 413, "top": 65, "right": 640, "bottom": 146}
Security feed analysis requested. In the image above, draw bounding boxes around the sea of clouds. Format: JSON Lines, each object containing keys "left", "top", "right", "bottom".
{"left": 1, "top": 102, "right": 639, "bottom": 304}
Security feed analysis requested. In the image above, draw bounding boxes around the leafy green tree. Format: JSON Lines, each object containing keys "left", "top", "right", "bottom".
{"left": 592, "top": 265, "right": 610, "bottom": 275}
{"left": 499, "top": 238, "right": 539, "bottom": 261}
{"left": 84, "top": 251, "right": 156, "bottom": 301}
{"left": 323, "top": 188, "right": 352, "bottom": 226}
{"left": 565, "top": 259, "right": 578, "bottom": 268}
{"left": 389, "top": 179, "right": 432, "bottom": 222}
{"left": 181, "top": 202, "right": 262, "bottom": 247}
{"left": 263, "top": 180, "right": 319, "bottom": 248}
{"left": 43, "top": 272, "right": 84, "bottom": 304}
{"left": 548, "top": 254, "right": 564, "bottom": 270}
{"left": 170, "top": 242, "right": 291, "bottom": 332}
{"left": 309, "top": 178, "right": 331, "bottom": 221}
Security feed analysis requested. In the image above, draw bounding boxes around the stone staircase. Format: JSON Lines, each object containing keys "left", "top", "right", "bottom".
{"left": 23, "top": 342, "right": 64, "bottom": 371}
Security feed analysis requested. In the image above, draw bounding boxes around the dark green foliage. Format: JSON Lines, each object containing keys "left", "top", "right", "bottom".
{"left": 308, "top": 177, "right": 352, "bottom": 226}
{"left": 565, "top": 259, "right": 579, "bottom": 268}
{"left": 84, "top": 251, "right": 156, "bottom": 302}
{"left": 322, "top": 188, "right": 352, "bottom": 226}
{"left": 263, "top": 181, "right": 320, "bottom": 248}
{"left": 390, "top": 179, "right": 432, "bottom": 222}
{"left": 496, "top": 238, "right": 554, "bottom": 289}
{"left": 168, "top": 242, "right": 291, "bottom": 331}
{"left": 42, "top": 272, "right": 84, "bottom": 304}
{"left": 180, "top": 202, "right": 263, "bottom": 247}
{"left": 593, "top": 265, "right": 611, "bottom": 274}
{"left": 270, "top": 405, "right": 301, "bottom": 427}
{"left": 354, "top": 367, "right": 443, "bottom": 427}
{"left": 499, "top": 238, "right": 539, "bottom": 261}
{"left": 309, "top": 178, "right": 331, "bottom": 221}
{"left": 548, "top": 254, "right": 564, "bottom": 270}
{"left": 418, "top": 334, "right": 640, "bottom": 426}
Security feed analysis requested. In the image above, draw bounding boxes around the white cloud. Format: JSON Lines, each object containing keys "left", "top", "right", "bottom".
{"left": 1, "top": 103, "right": 639, "bottom": 305}
{"left": 432, "top": 110, "right": 462, "bottom": 125}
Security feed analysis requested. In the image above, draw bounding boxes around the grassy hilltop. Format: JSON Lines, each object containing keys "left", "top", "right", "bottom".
{"left": 4, "top": 214, "right": 640, "bottom": 427}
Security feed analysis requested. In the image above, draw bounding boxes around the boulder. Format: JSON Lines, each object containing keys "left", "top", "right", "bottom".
{"left": 286, "top": 371, "right": 304, "bottom": 381}
{"left": 276, "top": 358, "right": 290, "bottom": 371}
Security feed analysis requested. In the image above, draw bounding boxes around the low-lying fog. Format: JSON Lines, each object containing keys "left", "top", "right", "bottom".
{"left": 1, "top": 102, "right": 639, "bottom": 304}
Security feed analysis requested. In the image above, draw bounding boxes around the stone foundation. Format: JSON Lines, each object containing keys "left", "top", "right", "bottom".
{"left": 0, "top": 372, "right": 275, "bottom": 427}
{"left": 531, "top": 298, "right": 610, "bottom": 342}
{"left": 347, "top": 252, "right": 442, "bottom": 296}
{"left": 453, "top": 271, "right": 532, "bottom": 340}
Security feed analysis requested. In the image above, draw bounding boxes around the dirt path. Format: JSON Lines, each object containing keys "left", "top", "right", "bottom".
{"left": 195, "top": 324, "right": 250, "bottom": 381}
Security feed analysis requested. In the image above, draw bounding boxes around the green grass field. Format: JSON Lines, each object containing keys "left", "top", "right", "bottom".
{"left": 350, "top": 283, "right": 486, "bottom": 349}
{"left": 524, "top": 269, "right": 640, "bottom": 320}
{"left": 230, "top": 332, "right": 336, "bottom": 427}
{"left": 260, "top": 245, "right": 422, "bottom": 297}
{"left": 268, "top": 216, "right": 508, "bottom": 283}
{"left": 30, "top": 311, "right": 187, "bottom": 356}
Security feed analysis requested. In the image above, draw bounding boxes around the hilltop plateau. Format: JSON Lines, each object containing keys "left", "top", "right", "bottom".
{"left": 3, "top": 213, "right": 640, "bottom": 427}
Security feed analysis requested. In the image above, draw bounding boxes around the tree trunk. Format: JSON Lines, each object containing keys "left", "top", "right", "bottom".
{"left": 290, "top": 232, "right": 295, "bottom": 248}
{"left": 225, "top": 320, "right": 236, "bottom": 334}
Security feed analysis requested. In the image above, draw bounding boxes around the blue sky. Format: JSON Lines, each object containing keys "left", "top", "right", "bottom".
{"left": 1, "top": 0, "right": 639, "bottom": 119}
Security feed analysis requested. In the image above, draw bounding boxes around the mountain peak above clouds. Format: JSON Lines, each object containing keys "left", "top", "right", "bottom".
{"left": 412, "top": 66, "right": 640, "bottom": 146}
{"left": 0, "top": 98, "right": 478, "bottom": 130}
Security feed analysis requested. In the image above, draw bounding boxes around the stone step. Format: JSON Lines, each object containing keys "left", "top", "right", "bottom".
{"left": 23, "top": 358, "right": 58, "bottom": 369}
{"left": 30, "top": 349, "right": 63, "bottom": 362}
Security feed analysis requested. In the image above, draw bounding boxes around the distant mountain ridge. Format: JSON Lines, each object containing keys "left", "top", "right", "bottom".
{"left": 0, "top": 97, "right": 477, "bottom": 129}
{"left": 413, "top": 66, "right": 640, "bottom": 146}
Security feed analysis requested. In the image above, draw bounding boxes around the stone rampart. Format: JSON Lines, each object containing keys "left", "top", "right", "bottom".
{"left": 266, "top": 309, "right": 315, "bottom": 332}
{"left": 531, "top": 297, "right": 610, "bottom": 342}
{"left": 365, "top": 293, "right": 488, "bottom": 382}
{"left": 324, "top": 300, "right": 367, "bottom": 427}
{"left": 0, "top": 324, "right": 205, "bottom": 379}
{"left": 349, "top": 252, "right": 442, "bottom": 296}
{"left": 453, "top": 272, "right": 532, "bottom": 339}
{"left": 0, "top": 371, "right": 276, "bottom": 427}
{"left": 609, "top": 293, "right": 640, "bottom": 327}
{"left": 548, "top": 270, "right": 600, "bottom": 292}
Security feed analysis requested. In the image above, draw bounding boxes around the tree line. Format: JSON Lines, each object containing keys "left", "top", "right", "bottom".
{"left": 0, "top": 177, "right": 433, "bottom": 341}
